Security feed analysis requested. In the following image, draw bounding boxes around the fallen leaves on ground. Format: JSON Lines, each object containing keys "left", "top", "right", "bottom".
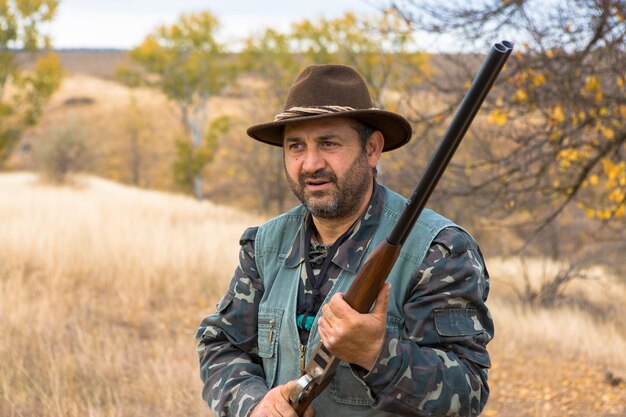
{"left": 483, "top": 344, "right": 625, "bottom": 417}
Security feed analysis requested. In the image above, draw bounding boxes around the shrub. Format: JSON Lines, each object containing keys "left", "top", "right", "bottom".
{"left": 35, "top": 123, "right": 91, "bottom": 184}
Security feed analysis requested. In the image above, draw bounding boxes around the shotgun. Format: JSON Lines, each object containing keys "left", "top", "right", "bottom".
{"left": 289, "top": 40, "right": 514, "bottom": 415}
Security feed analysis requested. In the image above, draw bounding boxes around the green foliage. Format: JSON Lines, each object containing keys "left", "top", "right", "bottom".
{"left": 0, "top": 127, "right": 19, "bottom": 164}
{"left": 243, "top": 9, "right": 430, "bottom": 109}
{"left": 14, "top": 52, "right": 63, "bottom": 125}
{"left": 235, "top": 10, "right": 431, "bottom": 212}
{"left": 128, "top": 11, "right": 239, "bottom": 198}
{"left": 129, "top": 11, "right": 237, "bottom": 105}
{"left": 114, "top": 64, "right": 142, "bottom": 89}
{"left": 241, "top": 28, "right": 301, "bottom": 97}
{"left": 0, "top": 0, "right": 62, "bottom": 167}
{"left": 173, "top": 115, "right": 229, "bottom": 193}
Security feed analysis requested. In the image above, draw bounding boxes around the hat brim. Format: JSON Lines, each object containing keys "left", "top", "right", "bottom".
{"left": 246, "top": 109, "right": 412, "bottom": 152}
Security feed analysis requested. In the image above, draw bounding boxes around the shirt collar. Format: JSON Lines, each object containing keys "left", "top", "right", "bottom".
{"left": 285, "top": 182, "right": 384, "bottom": 273}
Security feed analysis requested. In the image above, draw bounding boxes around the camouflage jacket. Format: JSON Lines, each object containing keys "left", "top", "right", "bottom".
{"left": 196, "top": 183, "right": 493, "bottom": 417}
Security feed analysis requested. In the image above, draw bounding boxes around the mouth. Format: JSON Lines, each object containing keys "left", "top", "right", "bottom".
{"left": 304, "top": 178, "right": 333, "bottom": 191}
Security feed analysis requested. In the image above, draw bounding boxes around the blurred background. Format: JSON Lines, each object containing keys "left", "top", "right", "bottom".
{"left": 0, "top": 1, "right": 624, "bottom": 416}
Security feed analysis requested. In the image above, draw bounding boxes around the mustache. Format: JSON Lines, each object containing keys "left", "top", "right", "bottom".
{"left": 299, "top": 169, "right": 337, "bottom": 184}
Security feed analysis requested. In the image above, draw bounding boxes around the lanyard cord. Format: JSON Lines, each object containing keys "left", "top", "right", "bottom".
{"left": 300, "top": 217, "right": 355, "bottom": 319}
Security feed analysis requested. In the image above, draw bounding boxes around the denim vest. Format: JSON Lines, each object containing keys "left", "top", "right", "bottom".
{"left": 254, "top": 185, "right": 455, "bottom": 416}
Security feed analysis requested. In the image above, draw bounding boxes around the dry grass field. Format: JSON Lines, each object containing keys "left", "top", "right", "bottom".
{"left": 1, "top": 172, "right": 624, "bottom": 417}
{"left": 0, "top": 172, "right": 262, "bottom": 417}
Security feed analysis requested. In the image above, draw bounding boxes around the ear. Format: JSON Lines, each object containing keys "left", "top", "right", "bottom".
{"left": 366, "top": 130, "right": 384, "bottom": 168}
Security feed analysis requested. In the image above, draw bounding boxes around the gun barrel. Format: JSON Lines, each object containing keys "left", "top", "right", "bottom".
{"left": 290, "top": 40, "right": 513, "bottom": 415}
{"left": 387, "top": 40, "right": 513, "bottom": 246}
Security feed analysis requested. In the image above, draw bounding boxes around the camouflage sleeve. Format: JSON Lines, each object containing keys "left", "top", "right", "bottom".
{"left": 195, "top": 227, "right": 268, "bottom": 417}
{"left": 361, "top": 226, "right": 493, "bottom": 417}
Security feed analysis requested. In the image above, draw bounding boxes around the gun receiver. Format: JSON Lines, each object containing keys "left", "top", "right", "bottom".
{"left": 289, "top": 40, "right": 514, "bottom": 415}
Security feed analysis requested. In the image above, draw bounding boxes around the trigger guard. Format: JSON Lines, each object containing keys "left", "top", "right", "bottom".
{"left": 289, "top": 374, "right": 315, "bottom": 405}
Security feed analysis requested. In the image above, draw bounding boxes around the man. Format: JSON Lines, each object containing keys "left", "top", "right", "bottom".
{"left": 195, "top": 64, "right": 493, "bottom": 417}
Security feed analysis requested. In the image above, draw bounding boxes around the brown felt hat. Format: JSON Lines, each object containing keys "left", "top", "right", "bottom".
{"left": 246, "top": 64, "right": 412, "bottom": 152}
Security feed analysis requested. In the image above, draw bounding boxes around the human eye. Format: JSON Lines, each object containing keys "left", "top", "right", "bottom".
{"left": 287, "top": 141, "right": 305, "bottom": 152}
{"left": 321, "top": 140, "right": 340, "bottom": 149}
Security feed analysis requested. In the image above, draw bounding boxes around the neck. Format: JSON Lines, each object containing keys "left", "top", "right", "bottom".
{"left": 311, "top": 183, "right": 374, "bottom": 245}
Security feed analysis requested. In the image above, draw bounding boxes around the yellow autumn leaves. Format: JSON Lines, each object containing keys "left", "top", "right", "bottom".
{"left": 488, "top": 108, "right": 509, "bottom": 126}
{"left": 581, "top": 159, "right": 626, "bottom": 220}
{"left": 486, "top": 68, "right": 547, "bottom": 125}
{"left": 555, "top": 149, "right": 625, "bottom": 220}
{"left": 484, "top": 52, "right": 625, "bottom": 223}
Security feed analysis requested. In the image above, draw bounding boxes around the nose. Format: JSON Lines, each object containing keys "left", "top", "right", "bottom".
{"left": 302, "top": 146, "right": 326, "bottom": 173}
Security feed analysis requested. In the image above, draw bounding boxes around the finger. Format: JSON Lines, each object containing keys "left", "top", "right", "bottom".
{"left": 273, "top": 401, "right": 297, "bottom": 417}
{"left": 372, "top": 283, "right": 391, "bottom": 315}
{"left": 321, "top": 303, "right": 333, "bottom": 323}
{"left": 318, "top": 316, "right": 332, "bottom": 341}
{"left": 279, "top": 381, "right": 297, "bottom": 401}
{"left": 303, "top": 405, "right": 316, "bottom": 417}
{"left": 319, "top": 314, "right": 338, "bottom": 347}
{"left": 326, "top": 292, "right": 352, "bottom": 318}
{"left": 275, "top": 383, "right": 298, "bottom": 417}
{"left": 317, "top": 315, "right": 327, "bottom": 333}
{"left": 318, "top": 324, "right": 327, "bottom": 346}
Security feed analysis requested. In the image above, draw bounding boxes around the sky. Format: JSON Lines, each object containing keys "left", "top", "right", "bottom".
{"left": 48, "top": 0, "right": 383, "bottom": 50}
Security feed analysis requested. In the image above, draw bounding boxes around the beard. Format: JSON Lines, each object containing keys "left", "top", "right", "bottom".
{"left": 286, "top": 151, "right": 373, "bottom": 220}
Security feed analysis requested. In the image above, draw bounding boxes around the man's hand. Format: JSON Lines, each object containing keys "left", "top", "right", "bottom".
{"left": 250, "top": 380, "right": 315, "bottom": 417}
{"left": 317, "top": 283, "right": 390, "bottom": 370}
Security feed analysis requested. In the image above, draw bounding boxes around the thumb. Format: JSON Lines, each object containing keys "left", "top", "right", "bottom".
{"left": 372, "top": 283, "right": 390, "bottom": 316}
{"left": 280, "top": 380, "right": 297, "bottom": 401}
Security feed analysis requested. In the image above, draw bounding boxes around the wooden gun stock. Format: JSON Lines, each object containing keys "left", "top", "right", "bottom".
{"left": 290, "top": 41, "right": 514, "bottom": 415}
{"left": 290, "top": 239, "right": 402, "bottom": 414}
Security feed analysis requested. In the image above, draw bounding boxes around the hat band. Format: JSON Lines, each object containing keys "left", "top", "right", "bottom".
{"left": 274, "top": 105, "right": 380, "bottom": 121}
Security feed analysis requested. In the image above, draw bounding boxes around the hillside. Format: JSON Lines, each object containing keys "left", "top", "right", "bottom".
{"left": 11, "top": 57, "right": 265, "bottom": 198}
{"left": 0, "top": 172, "right": 624, "bottom": 417}
{"left": 16, "top": 49, "right": 130, "bottom": 79}
{"left": 10, "top": 72, "right": 184, "bottom": 189}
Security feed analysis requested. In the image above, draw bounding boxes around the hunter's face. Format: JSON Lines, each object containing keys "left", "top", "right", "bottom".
{"left": 283, "top": 117, "right": 382, "bottom": 220}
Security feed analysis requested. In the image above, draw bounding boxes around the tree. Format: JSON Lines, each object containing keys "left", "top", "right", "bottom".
{"left": 390, "top": 0, "right": 626, "bottom": 289}
{"left": 0, "top": 0, "right": 63, "bottom": 167}
{"left": 242, "top": 9, "right": 430, "bottom": 104}
{"left": 125, "top": 94, "right": 149, "bottom": 186}
{"left": 236, "top": 28, "right": 303, "bottom": 212}
{"left": 290, "top": 10, "right": 430, "bottom": 109}
{"left": 392, "top": 0, "right": 625, "bottom": 222}
{"left": 236, "top": 10, "right": 432, "bottom": 212}
{"left": 173, "top": 115, "right": 228, "bottom": 195}
{"left": 127, "top": 11, "right": 238, "bottom": 198}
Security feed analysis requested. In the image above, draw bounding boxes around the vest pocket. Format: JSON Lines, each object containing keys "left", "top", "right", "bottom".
{"left": 257, "top": 307, "right": 284, "bottom": 388}
{"left": 433, "top": 307, "right": 482, "bottom": 337}
{"left": 327, "top": 317, "right": 402, "bottom": 406}
{"left": 329, "top": 361, "right": 375, "bottom": 406}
